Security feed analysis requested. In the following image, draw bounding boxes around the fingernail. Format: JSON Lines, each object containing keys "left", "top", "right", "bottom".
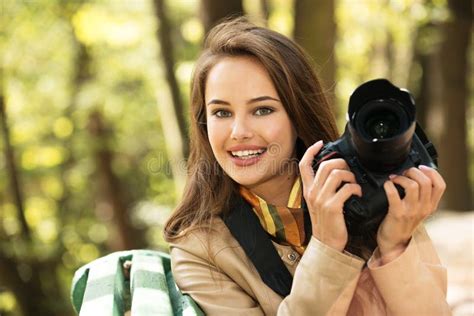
{"left": 389, "top": 174, "right": 397, "bottom": 180}
{"left": 314, "top": 140, "right": 323, "bottom": 147}
{"left": 419, "top": 165, "right": 431, "bottom": 170}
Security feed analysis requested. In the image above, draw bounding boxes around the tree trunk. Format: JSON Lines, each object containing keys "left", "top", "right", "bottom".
{"left": 88, "top": 111, "right": 145, "bottom": 250}
{"left": 408, "top": 22, "right": 445, "bottom": 155}
{"left": 293, "top": 0, "right": 337, "bottom": 117}
{"left": 152, "top": 0, "right": 190, "bottom": 195}
{"left": 152, "top": 0, "right": 189, "bottom": 158}
{"left": 200, "top": 0, "right": 244, "bottom": 34}
{"left": 0, "top": 87, "right": 30, "bottom": 241}
{"left": 260, "top": 0, "right": 270, "bottom": 23}
{"left": 56, "top": 21, "right": 91, "bottom": 222}
{"left": 0, "top": 257, "right": 37, "bottom": 316}
{"left": 408, "top": 22, "right": 438, "bottom": 130}
{"left": 438, "top": 0, "right": 472, "bottom": 210}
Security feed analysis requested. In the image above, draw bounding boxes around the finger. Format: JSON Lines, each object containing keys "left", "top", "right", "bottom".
{"left": 390, "top": 174, "right": 419, "bottom": 206}
{"left": 331, "top": 183, "right": 362, "bottom": 209}
{"left": 419, "top": 165, "right": 446, "bottom": 210}
{"left": 314, "top": 158, "right": 350, "bottom": 189}
{"left": 299, "top": 140, "right": 324, "bottom": 190}
{"left": 384, "top": 180, "right": 403, "bottom": 211}
{"left": 318, "top": 169, "right": 357, "bottom": 200}
{"left": 405, "top": 167, "right": 433, "bottom": 210}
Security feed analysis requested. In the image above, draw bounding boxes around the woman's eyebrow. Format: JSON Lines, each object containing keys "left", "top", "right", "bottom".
{"left": 206, "top": 96, "right": 280, "bottom": 106}
{"left": 207, "top": 99, "right": 230, "bottom": 106}
{"left": 247, "top": 96, "right": 280, "bottom": 104}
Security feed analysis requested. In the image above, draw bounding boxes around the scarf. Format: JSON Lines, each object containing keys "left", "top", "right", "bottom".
{"left": 239, "top": 177, "right": 308, "bottom": 254}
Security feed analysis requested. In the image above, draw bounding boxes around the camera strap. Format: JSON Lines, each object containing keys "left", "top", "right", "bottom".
{"left": 312, "top": 151, "right": 343, "bottom": 170}
{"left": 222, "top": 194, "right": 294, "bottom": 297}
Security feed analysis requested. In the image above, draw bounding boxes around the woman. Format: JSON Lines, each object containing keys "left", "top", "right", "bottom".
{"left": 164, "top": 18, "right": 450, "bottom": 315}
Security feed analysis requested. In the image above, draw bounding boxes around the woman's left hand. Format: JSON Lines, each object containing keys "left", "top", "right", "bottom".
{"left": 376, "top": 165, "right": 446, "bottom": 264}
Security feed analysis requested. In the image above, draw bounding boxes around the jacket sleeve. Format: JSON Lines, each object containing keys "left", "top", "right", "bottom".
{"left": 278, "top": 236, "right": 365, "bottom": 315}
{"left": 171, "top": 234, "right": 364, "bottom": 316}
{"left": 367, "top": 225, "right": 451, "bottom": 316}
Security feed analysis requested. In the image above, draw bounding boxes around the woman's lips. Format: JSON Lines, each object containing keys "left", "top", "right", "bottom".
{"left": 228, "top": 150, "right": 267, "bottom": 167}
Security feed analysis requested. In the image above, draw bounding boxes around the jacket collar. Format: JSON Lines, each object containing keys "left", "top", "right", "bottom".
{"left": 222, "top": 193, "right": 312, "bottom": 297}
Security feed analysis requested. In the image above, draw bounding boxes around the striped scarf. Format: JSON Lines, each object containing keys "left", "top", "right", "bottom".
{"left": 239, "top": 178, "right": 308, "bottom": 254}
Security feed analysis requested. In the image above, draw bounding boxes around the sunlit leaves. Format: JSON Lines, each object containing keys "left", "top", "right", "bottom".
{"left": 53, "top": 117, "right": 74, "bottom": 139}
{"left": 36, "top": 218, "right": 59, "bottom": 243}
{"left": 61, "top": 223, "right": 103, "bottom": 266}
{"left": 64, "top": 166, "right": 89, "bottom": 193}
{"left": 176, "top": 61, "right": 194, "bottom": 85}
{"left": 1, "top": 203, "right": 21, "bottom": 237}
{"left": 21, "top": 146, "right": 67, "bottom": 170}
{"left": 40, "top": 176, "right": 64, "bottom": 200}
{"left": 181, "top": 18, "right": 204, "bottom": 44}
{"left": 268, "top": 0, "right": 293, "bottom": 36}
{"left": 72, "top": 3, "right": 148, "bottom": 47}
{"left": 24, "top": 196, "right": 57, "bottom": 228}
{"left": 78, "top": 243, "right": 100, "bottom": 263}
{"left": 0, "top": 292, "right": 17, "bottom": 313}
{"left": 87, "top": 223, "right": 109, "bottom": 243}
{"left": 131, "top": 201, "right": 172, "bottom": 228}
{"left": 166, "top": 0, "right": 199, "bottom": 16}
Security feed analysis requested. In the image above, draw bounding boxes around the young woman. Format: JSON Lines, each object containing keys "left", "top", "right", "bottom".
{"left": 164, "top": 18, "right": 450, "bottom": 315}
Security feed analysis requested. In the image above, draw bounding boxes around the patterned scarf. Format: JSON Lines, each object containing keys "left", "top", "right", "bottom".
{"left": 239, "top": 177, "right": 308, "bottom": 254}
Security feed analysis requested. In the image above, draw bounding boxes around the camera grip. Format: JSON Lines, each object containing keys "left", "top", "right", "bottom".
{"left": 312, "top": 149, "right": 343, "bottom": 171}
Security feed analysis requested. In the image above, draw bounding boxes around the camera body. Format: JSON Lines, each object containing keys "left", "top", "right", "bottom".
{"left": 312, "top": 79, "right": 438, "bottom": 236}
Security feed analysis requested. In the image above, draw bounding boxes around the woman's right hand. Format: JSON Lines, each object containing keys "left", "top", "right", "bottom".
{"left": 299, "top": 141, "right": 362, "bottom": 252}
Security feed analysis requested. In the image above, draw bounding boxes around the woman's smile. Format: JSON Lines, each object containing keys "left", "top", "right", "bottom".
{"left": 228, "top": 145, "right": 268, "bottom": 166}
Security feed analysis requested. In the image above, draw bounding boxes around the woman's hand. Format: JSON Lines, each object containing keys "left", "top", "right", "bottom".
{"left": 299, "top": 141, "right": 362, "bottom": 252}
{"left": 376, "top": 165, "right": 446, "bottom": 264}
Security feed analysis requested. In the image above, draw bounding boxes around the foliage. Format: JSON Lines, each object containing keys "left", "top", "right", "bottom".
{"left": 0, "top": 0, "right": 471, "bottom": 314}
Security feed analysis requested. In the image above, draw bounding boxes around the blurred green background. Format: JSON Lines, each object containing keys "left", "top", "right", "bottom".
{"left": 0, "top": 0, "right": 472, "bottom": 315}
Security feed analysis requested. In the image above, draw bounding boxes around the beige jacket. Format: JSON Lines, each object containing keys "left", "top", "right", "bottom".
{"left": 170, "top": 218, "right": 450, "bottom": 315}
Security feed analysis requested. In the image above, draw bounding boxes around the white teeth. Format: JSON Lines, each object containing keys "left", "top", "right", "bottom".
{"left": 231, "top": 148, "right": 266, "bottom": 158}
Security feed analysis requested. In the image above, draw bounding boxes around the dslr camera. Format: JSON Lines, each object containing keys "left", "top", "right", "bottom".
{"left": 313, "top": 79, "right": 438, "bottom": 236}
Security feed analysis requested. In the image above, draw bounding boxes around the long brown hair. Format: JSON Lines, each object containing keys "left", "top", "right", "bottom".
{"left": 164, "top": 17, "right": 339, "bottom": 242}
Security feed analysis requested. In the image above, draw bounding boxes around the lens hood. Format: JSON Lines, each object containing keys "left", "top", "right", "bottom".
{"left": 347, "top": 79, "right": 417, "bottom": 172}
{"left": 348, "top": 79, "right": 415, "bottom": 122}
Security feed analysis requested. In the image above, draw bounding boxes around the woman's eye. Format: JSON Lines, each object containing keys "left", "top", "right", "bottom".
{"left": 255, "top": 107, "right": 274, "bottom": 116}
{"left": 213, "top": 109, "right": 232, "bottom": 118}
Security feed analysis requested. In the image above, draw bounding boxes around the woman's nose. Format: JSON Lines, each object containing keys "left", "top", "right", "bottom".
{"left": 230, "top": 117, "right": 253, "bottom": 140}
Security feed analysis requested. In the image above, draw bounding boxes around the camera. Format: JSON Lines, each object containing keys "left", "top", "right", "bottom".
{"left": 312, "top": 79, "right": 438, "bottom": 236}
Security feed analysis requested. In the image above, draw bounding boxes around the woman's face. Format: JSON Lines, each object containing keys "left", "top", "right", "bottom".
{"left": 205, "top": 55, "right": 297, "bottom": 191}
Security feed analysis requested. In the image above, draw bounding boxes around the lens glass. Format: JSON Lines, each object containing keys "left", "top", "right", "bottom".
{"left": 364, "top": 112, "right": 400, "bottom": 139}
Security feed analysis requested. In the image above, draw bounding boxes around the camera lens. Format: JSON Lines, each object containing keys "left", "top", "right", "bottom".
{"left": 364, "top": 111, "right": 400, "bottom": 139}
{"left": 354, "top": 99, "right": 408, "bottom": 141}
{"left": 348, "top": 90, "right": 416, "bottom": 172}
